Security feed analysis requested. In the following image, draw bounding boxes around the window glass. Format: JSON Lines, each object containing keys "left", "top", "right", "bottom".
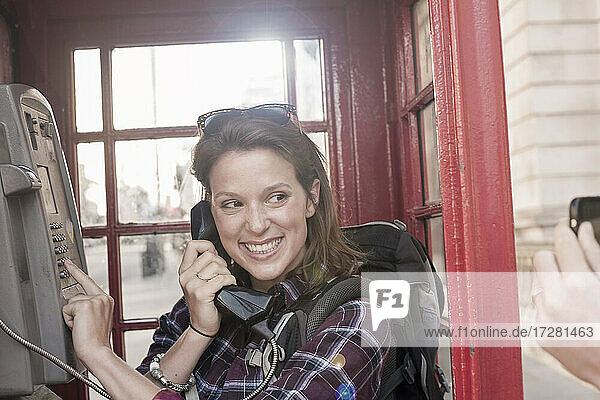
{"left": 294, "top": 39, "right": 325, "bottom": 121}
{"left": 124, "top": 330, "right": 155, "bottom": 366}
{"left": 83, "top": 237, "right": 108, "bottom": 294}
{"left": 74, "top": 49, "right": 103, "bottom": 132}
{"left": 112, "top": 41, "right": 286, "bottom": 130}
{"left": 412, "top": 0, "right": 433, "bottom": 91}
{"left": 427, "top": 217, "right": 446, "bottom": 282}
{"left": 425, "top": 216, "right": 453, "bottom": 395}
{"left": 77, "top": 142, "right": 106, "bottom": 227}
{"left": 426, "top": 216, "right": 448, "bottom": 322}
{"left": 120, "top": 232, "right": 189, "bottom": 320}
{"left": 115, "top": 137, "right": 202, "bottom": 224}
{"left": 306, "top": 131, "right": 329, "bottom": 179}
{"left": 419, "top": 101, "right": 441, "bottom": 203}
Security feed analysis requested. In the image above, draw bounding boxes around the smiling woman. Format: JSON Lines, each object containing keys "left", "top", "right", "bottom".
{"left": 209, "top": 149, "right": 320, "bottom": 292}
{"left": 190, "top": 109, "right": 360, "bottom": 293}
{"left": 62, "top": 104, "right": 389, "bottom": 400}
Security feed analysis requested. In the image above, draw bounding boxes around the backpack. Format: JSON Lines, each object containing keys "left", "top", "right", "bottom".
{"left": 246, "top": 220, "right": 451, "bottom": 399}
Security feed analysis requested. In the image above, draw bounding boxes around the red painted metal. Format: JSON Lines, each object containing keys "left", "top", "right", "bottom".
{"left": 120, "top": 318, "right": 160, "bottom": 331}
{"left": 73, "top": 126, "right": 198, "bottom": 142}
{"left": 0, "top": 5, "right": 14, "bottom": 83}
{"left": 283, "top": 38, "right": 297, "bottom": 108}
{"left": 343, "top": 2, "right": 393, "bottom": 223}
{"left": 429, "top": 0, "right": 523, "bottom": 399}
{"left": 411, "top": 203, "right": 443, "bottom": 219}
{"left": 324, "top": 19, "right": 357, "bottom": 225}
{"left": 398, "top": 81, "right": 434, "bottom": 120}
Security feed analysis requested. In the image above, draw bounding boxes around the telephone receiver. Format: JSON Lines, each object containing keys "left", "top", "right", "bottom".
{"left": 190, "top": 201, "right": 276, "bottom": 326}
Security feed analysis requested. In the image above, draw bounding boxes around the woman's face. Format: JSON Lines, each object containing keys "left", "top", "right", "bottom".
{"left": 209, "top": 149, "right": 320, "bottom": 292}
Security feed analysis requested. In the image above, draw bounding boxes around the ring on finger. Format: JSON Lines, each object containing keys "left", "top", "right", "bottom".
{"left": 196, "top": 273, "right": 217, "bottom": 282}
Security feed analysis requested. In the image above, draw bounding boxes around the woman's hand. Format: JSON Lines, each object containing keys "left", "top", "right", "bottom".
{"left": 178, "top": 240, "right": 237, "bottom": 336}
{"left": 533, "top": 221, "right": 600, "bottom": 390}
{"left": 61, "top": 259, "right": 114, "bottom": 365}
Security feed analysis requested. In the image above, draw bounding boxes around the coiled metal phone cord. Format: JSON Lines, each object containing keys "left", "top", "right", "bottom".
{"left": 0, "top": 317, "right": 112, "bottom": 399}
{"left": 0, "top": 316, "right": 282, "bottom": 400}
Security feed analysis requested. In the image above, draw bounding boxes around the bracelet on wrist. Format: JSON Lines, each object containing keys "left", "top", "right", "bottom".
{"left": 149, "top": 353, "right": 195, "bottom": 393}
{"left": 189, "top": 323, "right": 217, "bottom": 338}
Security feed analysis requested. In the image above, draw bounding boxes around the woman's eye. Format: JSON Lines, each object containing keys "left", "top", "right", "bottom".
{"left": 222, "top": 200, "right": 243, "bottom": 209}
{"left": 268, "top": 193, "right": 288, "bottom": 204}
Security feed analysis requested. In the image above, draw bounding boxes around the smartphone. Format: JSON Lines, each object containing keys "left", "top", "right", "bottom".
{"left": 569, "top": 196, "right": 600, "bottom": 243}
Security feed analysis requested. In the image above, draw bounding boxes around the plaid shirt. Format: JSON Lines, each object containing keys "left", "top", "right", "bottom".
{"left": 137, "top": 273, "right": 390, "bottom": 399}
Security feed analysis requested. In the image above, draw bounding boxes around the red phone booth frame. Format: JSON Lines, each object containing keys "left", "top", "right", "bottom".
{"left": 389, "top": 0, "right": 523, "bottom": 398}
{"left": 429, "top": 0, "right": 523, "bottom": 398}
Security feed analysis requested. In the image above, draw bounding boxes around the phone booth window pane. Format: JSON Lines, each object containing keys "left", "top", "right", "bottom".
{"left": 124, "top": 330, "right": 155, "bottom": 367}
{"left": 120, "top": 233, "right": 189, "bottom": 320}
{"left": 306, "top": 131, "right": 330, "bottom": 181}
{"left": 412, "top": 0, "right": 433, "bottom": 91}
{"left": 426, "top": 216, "right": 446, "bottom": 300}
{"left": 419, "top": 101, "right": 441, "bottom": 203}
{"left": 425, "top": 216, "right": 453, "bottom": 396}
{"left": 111, "top": 41, "right": 286, "bottom": 130}
{"left": 73, "top": 48, "right": 103, "bottom": 133}
{"left": 115, "top": 137, "right": 202, "bottom": 224}
{"left": 294, "top": 39, "right": 325, "bottom": 121}
{"left": 83, "top": 237, "right": 108, "bottom": 294}
{"left": 77, "top": 142, "right": 107, "bottom": 227}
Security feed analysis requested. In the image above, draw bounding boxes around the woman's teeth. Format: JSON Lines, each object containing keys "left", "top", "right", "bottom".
{"left": 244, "top": 238, "right": 282, "bottom": 254}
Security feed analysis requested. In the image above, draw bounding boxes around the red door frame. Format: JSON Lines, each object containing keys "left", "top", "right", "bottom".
{"left": 429, "top": 0, "right": 523, "bottom": 398}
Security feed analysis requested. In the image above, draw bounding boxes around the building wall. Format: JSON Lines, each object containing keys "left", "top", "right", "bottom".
{"left": 500, "top": 0, "right": 600, "bottom": 269}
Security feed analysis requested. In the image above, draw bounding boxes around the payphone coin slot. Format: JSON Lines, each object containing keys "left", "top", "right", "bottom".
{"left": 24, "top": 112, "right": 38, "bottom": 150}
{"left": 39, "top": 121, "right": 49, "bottom": 137}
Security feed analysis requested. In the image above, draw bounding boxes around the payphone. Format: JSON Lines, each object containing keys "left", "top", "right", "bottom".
{"left": 0, "top": 84, "right": 87, "bottom": 396}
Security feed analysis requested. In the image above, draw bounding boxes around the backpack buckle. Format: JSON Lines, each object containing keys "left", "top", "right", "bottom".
{"left": 245, "top": 348, "right": 264, "bottom": 368}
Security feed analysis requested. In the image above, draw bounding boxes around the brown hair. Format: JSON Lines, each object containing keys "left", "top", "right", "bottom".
{"left": 190, "top": 117, "right": 362, "bottom": 293}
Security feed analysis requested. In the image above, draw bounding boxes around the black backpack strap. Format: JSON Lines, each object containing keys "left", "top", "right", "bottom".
{"left": 304, "top": 276, "right": 362, "bottom": 340}
{"left": 435, "top": 364, "right": 451, "bottom": 394}
{"left": 270, "top": 275, "right": 360, "bottom": 377}
{"left": 294, "top": 309, "right": 308, "bottom": 346}
{"left": 379, "top": 353, "right": 416, "bottom": 399}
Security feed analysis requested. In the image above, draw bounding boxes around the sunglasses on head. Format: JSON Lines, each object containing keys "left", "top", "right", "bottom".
{"left": 197, "top": 103, "right": 297, "bottom": 136}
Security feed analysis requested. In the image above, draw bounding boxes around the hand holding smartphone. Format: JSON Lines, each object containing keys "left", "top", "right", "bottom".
{"left": 570, "top": 196, "right": 600, "bottom": 243}
{"left": 532, "top": 196, "right": 600, "bottom": 390}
